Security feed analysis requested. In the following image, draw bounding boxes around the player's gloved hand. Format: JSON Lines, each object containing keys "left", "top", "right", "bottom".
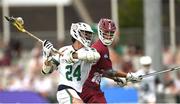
{"left": 65, "top": 50, "right": 79, "bottom": 63}
{"left": 43, "top": 40, "right": 54, "bottom": 59}
{"left": 76, "top": 48, "right": 100, "bottom": 62}
{"left": 113, "top": 77, "right": 127, "bottom": 87}
{"left": 126, "top": 72, "right": 142, "bottom": 83}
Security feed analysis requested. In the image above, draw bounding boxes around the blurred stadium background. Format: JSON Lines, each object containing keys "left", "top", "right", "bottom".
{"left": 0, "top": 0, "right": 180, "bottom": 103}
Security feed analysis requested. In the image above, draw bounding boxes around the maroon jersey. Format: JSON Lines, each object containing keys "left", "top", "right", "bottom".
{"left": 80, "top": 39, "right": 112, "bottom": 103}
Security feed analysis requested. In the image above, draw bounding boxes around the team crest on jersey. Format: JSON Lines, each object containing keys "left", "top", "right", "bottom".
{"left": 104, "top": 54, "right": 109, "bottom": 59}
{"left": 91, "top": 72, "right": 102, "bottom": 84}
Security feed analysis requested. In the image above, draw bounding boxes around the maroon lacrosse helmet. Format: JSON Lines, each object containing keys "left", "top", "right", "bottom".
{"left": 98, "top": 18, "right": 117, "bottom": 45}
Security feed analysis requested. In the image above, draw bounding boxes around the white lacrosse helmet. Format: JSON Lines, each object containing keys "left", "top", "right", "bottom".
{"left": 70, "top": 22, "right": 94, "bottom": 47}
{"left": 140, "top": 56, "right": 152, "bottom": 65}
{"left": 98, "top": 18, "right": 116, "bottom": 46}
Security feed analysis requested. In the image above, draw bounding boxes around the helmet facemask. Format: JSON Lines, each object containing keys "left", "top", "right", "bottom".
{"left": 98, "top": 26, "right": 115, "bottom": 45}
{"left": 78, "top": 30, "right": 93, "bottom": 47}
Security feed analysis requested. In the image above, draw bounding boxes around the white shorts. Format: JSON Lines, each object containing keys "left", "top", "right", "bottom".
{"left": 56, "top": 88, "right": 81, "bottom": 104}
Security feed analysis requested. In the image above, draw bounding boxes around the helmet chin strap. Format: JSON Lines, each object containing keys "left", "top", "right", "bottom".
{"left": 102, "top": 38, "right": 113, "bottom": 46}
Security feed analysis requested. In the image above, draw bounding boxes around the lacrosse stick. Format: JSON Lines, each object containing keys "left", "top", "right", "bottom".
{"left": 140, "top": 66, "right": 180, "bottom": 79}
{"left": 4, "top": 16, "right": 62, "bottom": 56}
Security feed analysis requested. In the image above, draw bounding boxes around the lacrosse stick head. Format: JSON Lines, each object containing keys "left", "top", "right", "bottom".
{"left": 5, "top": 16, "right": 25, "bottom": 32}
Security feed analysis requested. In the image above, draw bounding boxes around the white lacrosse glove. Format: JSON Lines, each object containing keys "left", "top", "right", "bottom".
{"left": 43, "top": 40, "right": 54, "bottom": 59}
{"left": 113, "top": 77, "right": 127, "bottom": 87}
{"left": 126, "top": 72, "right": 142, "bottom": 83}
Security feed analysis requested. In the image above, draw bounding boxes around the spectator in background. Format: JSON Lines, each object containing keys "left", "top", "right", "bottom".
{"left": 122, "top": 45, "right": 136, "bottom": 71}
{"left": 135, "top": 56, "right": 156, "bottom": 104}
{"left": 174, "top": 71, "right": 180, "bottom": 103}
{"left": 109, "top": 31, "right": 123, "bottom": 72}
{"left": 163, "top": 72, "right": 176, "bottom": 103}
{"left": 27, "top": 43, "right": 43, "bottom": 78}
{"left": 121, "top": 45, "right": 143, "bottom": 73}
{"left": 33, "top": 74, "right": 53, "bottom": 99}
{"left": 155, "top": 76, "right": 165, "bottom": 103}
{"left": 9, "top": 39, "right": 23, "bottom": 65}
{"left": 23, "top": 43, "right": 54, "bottom": 102}
{"left": 175, "top": 47, "right": 180, "bottom": 65}
{"left": 0, "top": 38, "right": 12, "bottom": 66}
{"left": 23, "top": 43, "right": 43, "bottom": 90}
{"left": 163, "top": 46, "right": 174, "bottom": 65}
{"left": 132, "top": 45, "right": 144, "bottom": 71}
{"left": 6, "top": 66, "right": 25, "bottom": 91}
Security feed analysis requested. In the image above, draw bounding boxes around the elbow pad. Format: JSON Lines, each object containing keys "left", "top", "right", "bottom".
{"left": 76, "top": 48, "right": 100, "bottom": 62}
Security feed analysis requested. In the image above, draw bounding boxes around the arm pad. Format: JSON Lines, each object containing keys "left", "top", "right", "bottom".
{"left": 76, "top": 48, "right": 100, "bottom": 62}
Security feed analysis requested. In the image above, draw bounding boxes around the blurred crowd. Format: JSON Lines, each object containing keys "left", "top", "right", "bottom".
{"left": 0, "top": 35, "right": 180, "bottom": 103}
{"left": 0, "top": 38, "right": 58, "bottom": 102}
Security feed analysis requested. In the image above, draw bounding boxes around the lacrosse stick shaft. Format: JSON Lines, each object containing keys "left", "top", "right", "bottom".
{"left": 141, "top": 66, "right": 180, "bottom": 78}
{"left": 24, "top": 30, "right": 62, "bottom": 55}
{"left": 24, "top": 30, "right": 43, "bottom": 43}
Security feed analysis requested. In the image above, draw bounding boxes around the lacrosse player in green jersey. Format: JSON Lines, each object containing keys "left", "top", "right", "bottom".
{"left": 42, "top": 22, "right": 100, "bottom": 104}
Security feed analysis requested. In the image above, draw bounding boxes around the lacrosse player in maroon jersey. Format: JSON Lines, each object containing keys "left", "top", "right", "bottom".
{"left": 80, "top": 18, "right": 142, "bottom": 103}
